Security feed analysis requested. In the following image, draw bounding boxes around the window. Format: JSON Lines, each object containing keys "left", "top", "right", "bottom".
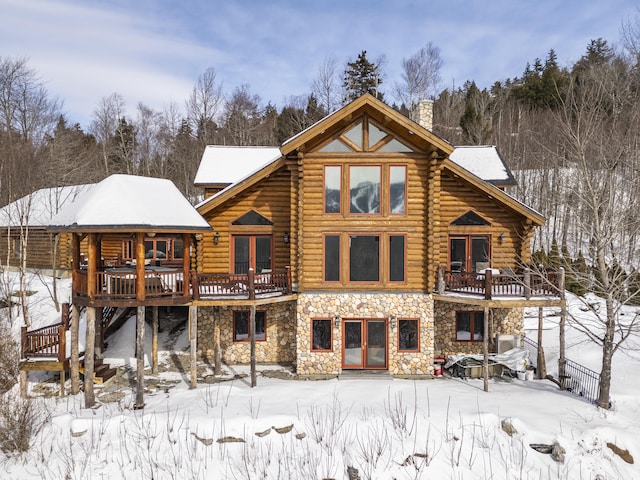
{"left": 456, "top": 311, "right": 484, "bottom": 341}
{"left": 389, "top": 235, "right": 405, "bottom": 282}
{"left": 398, "top": 319, "right": 419, "bottom": 351}
{"left": 324, "top": 166, "right": 341, "bottom": 214}
{"left": 449, "top": 236, "right": 490, "bottom": 273}
{"left": 389, "top": 166, "right": 406, "bottom": 214}
{"left": 233, "top": 311, "right": 266, "bottom": 342}
{"left": 311, "top": 319, "right": 332, "bottom": 351}
{"left": 324, "top": 235, "right": 341, "bottom": 282}
{"left": 173, "top": 238, "right": 184, "bottom": 259}
{"left": 349, "top": 166, "right": 380, "bottom": 214}
{"left": 350, "top": 235, "right": 379, "bottom": 282}
{"left": 122, "top": 237, "right": 182, "bottom": 263}
{"left": 233, "top": 236, "right": 272, "bottom": 273}
{"left": 145, "top": 240, "right": 167, "bottom": 260}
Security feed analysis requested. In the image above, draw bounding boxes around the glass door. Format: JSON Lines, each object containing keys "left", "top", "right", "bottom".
{"left": 233, "top": 235, "right": 272, "bottom": 274}
{"left": 449, "top": 235, "right": 490, "bottom": 272}
{"left": 343, "top": 320, "right": 363, "bottom": 368}
{"left": 342, "top": 319, "right": 388, "bottom": 370}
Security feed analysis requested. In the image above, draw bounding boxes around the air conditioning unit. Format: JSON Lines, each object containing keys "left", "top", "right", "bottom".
{"left": 496, "top": 334, "right": 521, "bottom": 354}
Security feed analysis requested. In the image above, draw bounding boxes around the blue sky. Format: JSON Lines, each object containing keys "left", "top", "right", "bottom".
{"left": 2, "top": 0, "right": 639, "bottom": 129}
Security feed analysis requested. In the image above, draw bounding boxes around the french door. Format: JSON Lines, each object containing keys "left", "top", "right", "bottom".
{"left": 449, "top": 235, "right": 490, "bottom": 273}
{"left": 342, "top": 319, "right": 387, "bottom": 369}
{"left": 233, "top": 235, "right": 272, "bottom": 274}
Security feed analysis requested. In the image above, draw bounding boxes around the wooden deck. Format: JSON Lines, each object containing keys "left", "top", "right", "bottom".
{"left": 438, "top": 267, "right": 564, "bottom": 301}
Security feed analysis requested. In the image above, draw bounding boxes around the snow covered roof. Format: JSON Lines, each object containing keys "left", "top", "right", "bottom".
{"left": 0, "top": 184, "right": 92, "bottom": 227}
{"left": 449, "top": 146, "right": 516, "bottom": 186}
{"left": 49, "top": 174, "right": 211, "bottom": 232}
{"left": 194, "top": 146, "right": 282, "bottom": 186}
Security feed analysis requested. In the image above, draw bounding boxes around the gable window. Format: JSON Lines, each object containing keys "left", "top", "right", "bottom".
{"left": 324, "top": 166, "right": 341, "bottom": 214}
{"left": 233, "top": 310, "right": 266, "bottom": 342}
{"left": 350, "top": 235, "right": 379, "bottom": 282}
{"left": 456, "top": 311, "right": 484, "bottom": 341}
{"left": 389, "top": 165, "right": 407, "bottom": 214}
{"left": 452, "top": 211, "right": 490, "bottom": 226}
{"left": 311, "top": 319, "right": 333, "bottom": 351}
{"left": 324, "top": 235, "right": 341, "bottom": 282}
{"left": 389, "top": 235, "right": 405, "bottom": 282}
{"left": 398, "top": 319, "right": 419, "bottom": 351}
{"left": 349, "top": 166, "right": 380, "bottom": 214}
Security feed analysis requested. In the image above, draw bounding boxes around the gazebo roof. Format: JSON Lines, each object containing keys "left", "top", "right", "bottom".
{"left": 49, "top": 174, "right": 211, "bottom": 233}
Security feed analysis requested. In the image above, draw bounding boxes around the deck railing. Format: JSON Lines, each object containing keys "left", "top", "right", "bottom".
{"left": 21, "top": 303, "right": 70, "bottom": 362}
{"left": 439, "top": 267, "right": 563, "bottom": 300}
{"left": 193, "top": 267, "right": 292, "bottom": 300}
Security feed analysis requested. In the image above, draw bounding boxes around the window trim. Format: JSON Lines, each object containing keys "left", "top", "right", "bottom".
{"left": 348, "top": 164, "right": 382, "bottom": 216}
{"left": 388, "top": 234, "right": 407, "bottom": 284}
{"left": 323, "top": 233, "right": 341, "bottom": 283}
{"left": 232, "top": 310, "right": 267, "bottom": 343}
{"left": 311, "top": 318, "right": 334, "bottom": 352}
{"left": 397, "top": 318, "right": 420, "bottom": 352}
{"left": 348, "top": 234, "right": 381, "bottom": 283}
{"left": 388, "top": 164, "right": 407, "bottom": 216}
{"left": 323, "top": 165, "right": 342, "bottom": 215}
{"left": 455, "top": 310, "right": 485, "bottom": 342}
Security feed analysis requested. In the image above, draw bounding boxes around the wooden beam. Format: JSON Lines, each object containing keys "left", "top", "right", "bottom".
{"left": 135, "top": 233, "right": 145, "bottom": 302}
{"left": 483, "top": 306, "right": 489, "bottom": 392}
{"left": 87, "top": 234, "right": 98, "bottom": 299}
{"left": 84, "top": 306, "right": 96, "bottom": 408}
{"left": 248, "top": 269, "right": 257, "bottom": 388}
{"left": 152, "top": 306, "right": 158, "bottom": 374}
{"left": 71, "top": 304, "right": 80, "bottom": 395}
{"left": 189, "top": 306, "right": 198, "bottom": 389}
{"left": 134, "top": 305, "right": 145, "bottom": 409}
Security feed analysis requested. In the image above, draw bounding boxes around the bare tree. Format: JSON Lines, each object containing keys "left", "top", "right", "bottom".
{"left": 395, "top": 43, "right": 443, "bottom": 121}
{"left": 554, "top": 56, "right": 640, "bottom": 409}
{"left": 135, "top": 102, "right": 160, "bottom": 177}
{"left": 89, "top": 93, "right": 126, "bottom": 175}
{"left": 312, "top": 56, "right": 340, "bottom": 113}
{"left": 186, "top": 67, "right": 224, "bottom": 144}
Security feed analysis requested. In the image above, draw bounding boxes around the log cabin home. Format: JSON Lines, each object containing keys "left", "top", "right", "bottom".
{"left": 0, "top": 185, "right": 91, "bottom": 273}
{"left": 193, "top": 94, "right": 565, "bottom": 378}
{"left": 20, "top": 94, "right": 564, "bottom": 401}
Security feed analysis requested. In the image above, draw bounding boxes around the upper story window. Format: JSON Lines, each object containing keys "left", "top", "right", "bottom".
{"left": 324, "top": 166, "right": 342, "bottom": 214}
{"left": 349, "top": 166, "right": 381, "bottom": 214}
{"left": 389, "top": 166, "right": 406, "bottom": 214}
{"left": 122, "top": 237, "right": 183, "bottom": 263}
{"left": 318, "top": 116, "right": 415, "bottom": 153}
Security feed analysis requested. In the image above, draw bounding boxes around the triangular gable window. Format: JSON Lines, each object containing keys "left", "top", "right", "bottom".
{"left": 451, "top": 211, "right": 490, "bottom": 226}
{"left": 232, "top": 210, "right": 273, "bottom": 226}
{"left": 318, "top": 116, "right": 417, "bottom": 153}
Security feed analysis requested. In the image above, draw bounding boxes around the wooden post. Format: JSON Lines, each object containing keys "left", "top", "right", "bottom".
{"left": 134, "top": 305, "right": 145, "bottom": 409}
{"left": 189, "top": 305, "right": 198, "bottom": 389}
{"left": 437, "top": 267, "right": 445, "bottom": 294}
{"left": 152, "top": 306, "right": 159, "bottom": 374}
{"left": 559, "top": 268, "right": 567, "bottom": 389}
{"left": 135, "top": 232, "right": 145, "bottom": 302}
{"left": 20, "top": 370, "right": 27, "bottom": 398}
{"left": 248, "top": 268, "right": 257, "bottom": 388}
{"left": 71, "top": 304, "right": 80, "bottom": 394}
{"left": 213, "top": 308, "right": 222, "bottom": 376}
{"left": 95, "top": 307, "right": 103, "bottom": 357}
{"left": 183, "top": 233, "right": 191, "bottom": 300}
{"left": 484, "top": 269, "right": 493, "bottom": 300}
{"left": 537, "top": 306, "right": 547, "bottom": 379}
{"left": 524, "top": 268, "right": 531, "bottom": 299}
{"left": 87, "top": 234, "right": 98, "bottom": 299}
{"left": 84, "top": 306, "right": 96, "bottom": 408}
{"left": 191, "top": 270, "right": 200, "bottom": 301}
{"left": 483, "top": 306, "right": 489, "bottom": 392}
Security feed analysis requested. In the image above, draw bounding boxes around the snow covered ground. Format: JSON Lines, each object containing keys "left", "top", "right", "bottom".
{"left": 1, "top": 272, "right": 639, "bottom": 479}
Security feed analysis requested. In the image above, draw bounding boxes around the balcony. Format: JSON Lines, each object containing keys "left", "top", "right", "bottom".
{"left": 438, "top": 267, "right": 564, "bottom": 301}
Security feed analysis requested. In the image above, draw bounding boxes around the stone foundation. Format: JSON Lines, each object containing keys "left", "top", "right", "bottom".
{"left": 296, "top": 292, "right": 435, "bottom": 377}
{"left": 197, "top": 301, "right": 296, "bottom": 365}
{"left": 434, "top": 301, "right": 524, "bottom": 357}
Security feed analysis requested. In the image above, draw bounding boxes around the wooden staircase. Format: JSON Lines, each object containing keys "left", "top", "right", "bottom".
{"left": 79, "top": 358, "right": 118, "bottom": 384}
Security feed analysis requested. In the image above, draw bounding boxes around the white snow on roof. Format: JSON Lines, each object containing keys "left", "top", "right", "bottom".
{"left": 449, "top": 146, "right": 514, "bottom": 184}
{"left": 49, "top": 174, "right": 210, "bottom": 230}
{"left": 0, "top": 184, "right": 92, "bottom": 227}
{"left": 194, "top": 146, "right": 282, "bottom": 186}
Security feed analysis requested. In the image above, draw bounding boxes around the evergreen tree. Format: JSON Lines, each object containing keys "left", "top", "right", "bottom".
{"left": 343, "top": 50, "right": 384, "bottom": 102}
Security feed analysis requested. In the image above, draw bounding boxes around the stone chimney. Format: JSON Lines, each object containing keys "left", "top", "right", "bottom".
{"left": 416, "top": 99, "right": 433, "bottom": 131}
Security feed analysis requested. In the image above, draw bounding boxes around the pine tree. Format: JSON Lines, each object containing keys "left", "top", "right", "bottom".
{"left": 343, "top": 51, "right": 384, "bottom": 102}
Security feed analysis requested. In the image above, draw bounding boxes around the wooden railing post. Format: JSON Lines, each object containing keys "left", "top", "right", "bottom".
{"left": 484, "top": 269, "right": 492, "bottom": 300}
{"left": 58, "top": 325, "right": 66, "bottom": 362}
{"left": 524, "top": 268, "right": 531, "bottom": 299}
{"left": 21, "top": 326, "right": 27, "bottom": 359}
{"left": 437, "top": 267, "right": 445, "bottom": 294}
{"left": 61, "top": 303, "right": 70, "bottom": 329}
{"left": 285, "top": 266, "right": 292, "bottom": 294}
{"left": 191, "top": 270, "right": 200, "bottom": 300}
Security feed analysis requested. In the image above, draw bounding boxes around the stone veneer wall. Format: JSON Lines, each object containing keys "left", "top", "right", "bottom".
{"left": 197, "top": 301, "right": 296, "bottom": 365}
{"left": 296, "top": 292, "right": 435, "bottom": 377}
{"left": 433, "top": 301, "right": 524, "bottom": 357}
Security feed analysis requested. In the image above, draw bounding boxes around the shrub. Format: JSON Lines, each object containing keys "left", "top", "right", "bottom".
{"left": 0, "top": 391, "right": 48, "bottom": 454}
{"left": 0, "top": 326, "right": 19, "bottom": 395}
